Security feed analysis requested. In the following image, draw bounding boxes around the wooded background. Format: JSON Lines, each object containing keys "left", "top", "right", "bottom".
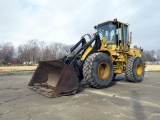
{"left": 0, "top": 39, "right": 160, "bottom": 65}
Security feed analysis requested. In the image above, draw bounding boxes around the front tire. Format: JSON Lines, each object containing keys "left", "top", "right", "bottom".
{"left": 125, "top": 57, "right": 145, "bottom": 82}
{"left": 83, "top": 53, "right": 113, "bottom": 88}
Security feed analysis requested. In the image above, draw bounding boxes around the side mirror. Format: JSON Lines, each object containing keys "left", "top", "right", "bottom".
{"left": 130, "top": 31, "right": 132, "bottom": 44}
{"left": 94, "top": 26, "right": 97, "bottom": 29}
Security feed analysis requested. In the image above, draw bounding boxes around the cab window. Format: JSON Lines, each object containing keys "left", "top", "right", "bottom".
{"left": 123, "top": 25, "right": 128, "bottom": 43}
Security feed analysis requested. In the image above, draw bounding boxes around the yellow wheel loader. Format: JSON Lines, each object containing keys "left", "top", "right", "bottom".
{"left": 28, "top": 19, "right": 145, "bottom": 97}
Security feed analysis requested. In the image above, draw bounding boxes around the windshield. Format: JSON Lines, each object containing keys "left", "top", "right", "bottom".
{"left": 97, "top": 22, "right": 116, "bottom": 44}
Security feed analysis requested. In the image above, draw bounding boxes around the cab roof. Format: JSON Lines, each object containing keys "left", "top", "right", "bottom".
{"left": 98, "top": 19, "right": 129, "bottom": 26}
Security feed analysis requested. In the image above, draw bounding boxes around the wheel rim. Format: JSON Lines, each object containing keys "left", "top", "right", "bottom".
{"left": 98, "top": 62, "right": 110, "bottom": 80}
{"left": 136, "top": 63, "right": 143, "bottom": 76}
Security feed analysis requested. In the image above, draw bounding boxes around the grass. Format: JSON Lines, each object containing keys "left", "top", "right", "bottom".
{"left": 0, "top": 65, "right": 160, "bottom": 72}
{"left": 0, "top": 66, "right": 37, "bottom": 72}
{"left": 145, "top": 65, "right": 160, "bottom": 71}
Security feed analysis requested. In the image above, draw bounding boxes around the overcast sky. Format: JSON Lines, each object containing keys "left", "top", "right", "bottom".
{"left": 0, "top": 0, "right": 160, "bottom": 50}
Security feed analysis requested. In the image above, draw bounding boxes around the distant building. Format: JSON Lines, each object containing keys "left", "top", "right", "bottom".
{"left": 23, "top": 61, "right": 33, "bottom": 65}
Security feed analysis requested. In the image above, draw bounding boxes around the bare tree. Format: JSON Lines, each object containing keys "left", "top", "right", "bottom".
{"left": 18, "top": 44, "right": 31, "bottom": 64}
{"left": 0, "top": 42, "right": 15, "bottom": 64}
{"left": 150, "top": 50, "right": 156, "bottom": 63}
{"left": 28, "top": 39, "right": 41, "bottom": 63}
{"left": 48, "top": 43, "right": 70, "bottom": 60}
{"left": 17, "top": 40, "right": 41, "bottom": 65}
{"left": 38, "top": 41, "right": 46, "bottom": 60}
{"left": 0, "top": 44, "right": 4, "bottom": 64}
{"left": 156, "top": 49, "right": 160, "bottom": 64}
{"left": 142, "top": 50, "right": 156, "bottom": 63}
{"left": 43, "top": 46, "right": 53, "bottom": 60}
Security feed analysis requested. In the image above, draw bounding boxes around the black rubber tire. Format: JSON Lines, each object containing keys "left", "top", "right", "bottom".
{"left": 113, "top": 74, "right": 116, "bottom": 79}
{"left": 83, "top": 52, "right": 113, "bottom": 88}
{"left": 125, "top": 56, "right": 145, "bottom": 82}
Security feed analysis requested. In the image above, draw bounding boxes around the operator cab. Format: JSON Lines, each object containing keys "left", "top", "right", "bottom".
{"left": 95, "top": 19, "right": 130, "bottom": 51}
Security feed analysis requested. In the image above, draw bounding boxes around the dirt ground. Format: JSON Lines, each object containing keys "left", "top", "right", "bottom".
{"left": 0, "top": 70, "right": 160, "bottom": 120}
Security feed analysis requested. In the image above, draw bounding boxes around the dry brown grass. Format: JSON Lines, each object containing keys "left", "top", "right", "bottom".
{"left": 0, "top": 66, "right": 37, "bottom": 72}
{"left": 146, "top": 65, "right": 160, "bottom": 71}
{"left": 0, "top": 65, "right": 160, "bottom": 72}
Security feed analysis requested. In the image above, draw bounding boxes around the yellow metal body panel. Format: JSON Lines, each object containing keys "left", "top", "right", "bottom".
{"left": 100, "top": 37, "right": 107, "bottom": 49}
{"left": 128, "top": 48, "right": 141, "bottom": 57}
{"left": 80, "top": 20, "right": 143, "bottom": 74}
{"left": 81, "top": 41, "right": 142, "bottom": 74}
{"left": 80, "top": 45, "right": 92, "bottom": 60}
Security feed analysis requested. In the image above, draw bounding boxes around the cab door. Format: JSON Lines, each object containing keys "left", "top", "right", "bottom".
{"left": 122, "top": 24, "right": 130, "bottom": 51}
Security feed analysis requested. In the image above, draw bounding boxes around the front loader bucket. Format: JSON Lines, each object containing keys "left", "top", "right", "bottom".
{"left": 28, "top": 60, "right": 79, "bottom": 98}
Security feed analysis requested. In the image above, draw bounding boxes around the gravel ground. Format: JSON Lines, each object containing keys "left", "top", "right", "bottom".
{"left": 0, "top": 71, "right": 160, "bottom": 120}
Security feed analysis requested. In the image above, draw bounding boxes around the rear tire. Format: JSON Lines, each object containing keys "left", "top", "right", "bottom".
{"left": 83, "top": 53, "right": 113, "bottom": 88}
{"left": 125, "top": 57, "right": 145, "bottom": 82}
